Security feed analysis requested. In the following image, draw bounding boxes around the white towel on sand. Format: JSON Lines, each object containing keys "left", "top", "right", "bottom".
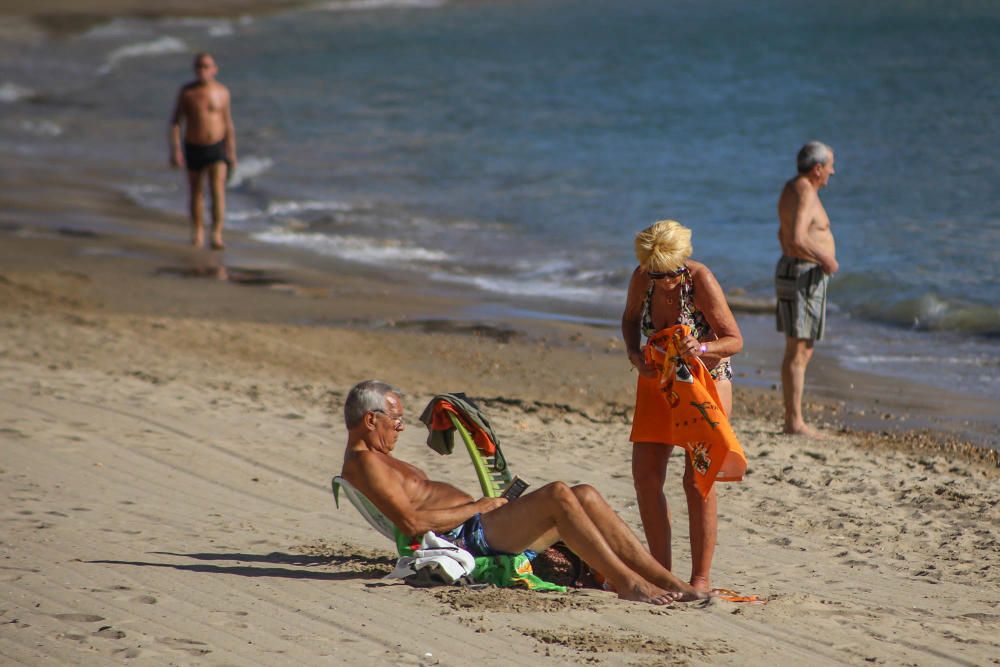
{"left": 385, "top": 532, "right": 476, "bottom": 584}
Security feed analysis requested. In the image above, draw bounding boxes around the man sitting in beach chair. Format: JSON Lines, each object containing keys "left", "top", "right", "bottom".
{"left": 339, "top": 379, "right": 706, "bottom": 605}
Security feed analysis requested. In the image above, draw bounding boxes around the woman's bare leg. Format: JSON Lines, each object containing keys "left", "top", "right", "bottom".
{"left": 632, "top": 442, "right": 673, "bottom": 570}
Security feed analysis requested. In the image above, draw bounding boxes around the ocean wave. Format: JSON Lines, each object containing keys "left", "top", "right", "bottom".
{"left": 315, "top": 0, "right": 446, "bottom": 11}
{"left": 159, "top": 18, "right": 239, "bottom": 37}
{"left": 253, "top": 229, "right": 450, "bottom": 263}
{"left": 429, "top": 270, "right": 619, "bottom": 304}
{"left": 848, "top": 293, "right": 1000, "bottom": 337}
{"left": 847, "top": 353, "right": 999, "bottom": 367}
{"left": 0, "top": 82, "right": 35, "bottom": 103}
{"left": 20, "top": 120, "right": 63, "bottom": 137}
{"left": 266, "top": 199, "right": 352, "bottom": 216}
{"left": 227, "top": 198, "right": 352, "bottom": 223}
{"left": 100, "top": 36, "right": 187, "bottom": 74}
{"left": 82, "top": 19, "right": 142, "bottom": 39}
{"left": 228, "top": 156, "right": 273, "bottom": 187}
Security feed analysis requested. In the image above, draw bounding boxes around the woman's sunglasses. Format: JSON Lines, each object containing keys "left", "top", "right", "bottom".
{"left": 646, "top": 266, "right": 687, "bottom": 280}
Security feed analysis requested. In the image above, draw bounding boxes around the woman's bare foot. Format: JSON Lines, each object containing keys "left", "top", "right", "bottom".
{"left": 690, "top": 575, "right": 712, "bottom": 593}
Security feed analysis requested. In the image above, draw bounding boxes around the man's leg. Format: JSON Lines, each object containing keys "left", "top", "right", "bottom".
{"left": 567, "top": 483, "right": 702, "bottom": 600}
{"left": 187, "top": 169, "right": 205, "bottom": 247}
{"left": 207, "top": 161, "right": 227, "bottom": 250}
{"left": 481, "top": 481, "right": 699, "bottom": 604}
{"left": 781, "top": 336, "right": 817, "bottom": 435}
{"left": 632, "top": 443, "right": 673, "bottom": 570}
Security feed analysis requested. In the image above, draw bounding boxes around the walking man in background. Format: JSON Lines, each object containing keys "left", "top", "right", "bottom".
{"left": 775, "top": 141, "right": 838, "bottom": 437}
{"left": 168, "top": 52, "right": 236, "bottom": 250}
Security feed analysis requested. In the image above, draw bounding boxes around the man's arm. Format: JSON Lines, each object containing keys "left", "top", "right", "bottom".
{"left": 168, "top": 91, "right": 185, "bottom": 168}
{"left": 348, "top": 454, "right": 505, "bottom": 537}
{"left": 787, "top": 181, "right": 837, "bottom": 273}
{"left": 222, "top": 87, "right": 236, "bottom": 169}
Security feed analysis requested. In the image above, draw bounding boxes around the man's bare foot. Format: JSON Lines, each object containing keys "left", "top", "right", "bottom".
{"left": 617, "top": 581, "right": 677, "bottom": 606}
{"left": 191, "top": 228, "right": 204, "bottom": 247}
{"left": 782, "top": 422, "right": 827, "bottom": 439}
{"left": 210, "top": 237, "right": 225, "bottom": 250}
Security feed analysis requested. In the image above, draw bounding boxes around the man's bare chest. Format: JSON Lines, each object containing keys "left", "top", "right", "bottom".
{"left": 184, "top": 90, "right": 224, "bottom": 114}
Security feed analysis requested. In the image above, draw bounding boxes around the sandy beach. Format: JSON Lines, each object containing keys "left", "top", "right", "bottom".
{"left": 2, "top": 213, "right": 999, "bottom": 666}
{"left": 2, "top": 2, "right": 999, "bottom": 664}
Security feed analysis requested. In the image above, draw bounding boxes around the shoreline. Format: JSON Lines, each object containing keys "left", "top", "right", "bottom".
{"left": 2, "top": 183, "right": 998, "bottom": 464}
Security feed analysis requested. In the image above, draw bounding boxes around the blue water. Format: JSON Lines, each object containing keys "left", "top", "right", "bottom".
{"left": 1, "top": 0, "right": 998, "bottom": 392}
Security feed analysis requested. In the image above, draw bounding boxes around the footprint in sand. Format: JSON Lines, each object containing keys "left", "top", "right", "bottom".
{"left": 131, "top": 595, "right": 157, "bottom": 604}
{"left": 113, "top": 647, "right": 143, "bottom": 659}
{"left": 158, "top": 637, "right": 211, "bottom": 656}
{"left": 93, "top": 626, "right": 126, "bottom": 639}
{"left": 52, "top": 613, "right": 105, "bottom": 623}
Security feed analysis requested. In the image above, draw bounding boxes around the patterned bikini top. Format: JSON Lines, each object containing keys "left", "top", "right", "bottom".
{"left": 640, "top": 270, "right": 733, "bottom": 381}
{"left": 640, "top": 271, "right": 713, "bottom": 340}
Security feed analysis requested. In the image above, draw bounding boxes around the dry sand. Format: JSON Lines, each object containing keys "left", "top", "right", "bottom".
{"left": 1, "top": 221, "right": 999, "bottom": 666}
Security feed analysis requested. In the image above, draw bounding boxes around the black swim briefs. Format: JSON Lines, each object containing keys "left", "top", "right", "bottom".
{"left": 183, "top": 140, "right": 228, "bottom": 172}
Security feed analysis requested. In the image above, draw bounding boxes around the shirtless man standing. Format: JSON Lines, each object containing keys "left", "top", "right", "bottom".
{"left": 339, "top": 380, "right": 705, "bottom": 605}
{"left": 775, "top": 141, "right": 838, "bottom": 436}
{"left": 168, "top": 52, "right": 236, "bottom": 250}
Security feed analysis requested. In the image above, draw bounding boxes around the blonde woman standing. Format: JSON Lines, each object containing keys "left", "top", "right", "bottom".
{"left": 621, "top": 220, "right": 743, "bottom": 592}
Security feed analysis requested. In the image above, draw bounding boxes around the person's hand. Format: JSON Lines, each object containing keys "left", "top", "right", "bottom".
{"left": 476, "top": 496, "right": 508, "bottom": 513}
{"left": 628, "top": 350, "right": 657, "bottom": 378}
{"left": 678, "top": 335, "right": 707, "bottom": 359}
{"left": 170, "top": 149, "right": 183, "bottom": 169}
{"left": 822, "top": 257, "right": 839, "bottom": 276}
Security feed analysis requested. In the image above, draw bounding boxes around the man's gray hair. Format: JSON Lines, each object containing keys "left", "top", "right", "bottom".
{"left": 344, "top": 380, "right": 404, "bottom": 427}
{"left": 797, "top": 141, "right": 833, "bottom": 174}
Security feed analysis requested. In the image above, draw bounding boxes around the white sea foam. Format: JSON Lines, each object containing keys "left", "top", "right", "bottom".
{"left": 266, "top": 199, "right": 352, "bottom": 216}
{"left": 20, "top": 120, "right": 63, "bottom": 137}
{"left": 83, "top": 19, "right": 143, "bottom": 39}
{"left": 253, "top": 229, "right": 450, "bottom": 263}
{"left": 227, "top": 156, "right": 273, "bottom": 187}
{"left": 316, "top": 0, "right": 445, "bottom": 12}
{"left": 429, "top": 271, "right": 615, "bottom": 304}
{"left": 100, "top": 36, "right": 187, "bottom": 74}
{"left": 0, "top": 82, "right": 34, "bottom": 103}
{"left": 160, "top": 17, "right": 236, "bottom": 37}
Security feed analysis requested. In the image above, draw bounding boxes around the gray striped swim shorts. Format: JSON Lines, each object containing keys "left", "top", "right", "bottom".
{"left": 775, "top": 255, "right": 829, "bottom": 341}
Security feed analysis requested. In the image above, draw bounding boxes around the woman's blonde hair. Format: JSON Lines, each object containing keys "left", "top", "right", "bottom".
{"left": 634, "top": 220, "right": 692, "bottom": 272}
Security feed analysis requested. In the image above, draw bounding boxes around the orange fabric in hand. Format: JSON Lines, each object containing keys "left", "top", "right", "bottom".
{"left": 629, "top": 324, "right": 747, "bottom": 499}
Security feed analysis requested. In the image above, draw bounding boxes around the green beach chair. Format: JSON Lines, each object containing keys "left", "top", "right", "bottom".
{"left": 418, "top": 393, "right": 514, "bottom": 498}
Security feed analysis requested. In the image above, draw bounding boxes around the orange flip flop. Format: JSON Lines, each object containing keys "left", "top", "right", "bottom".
{"left": 711, "top": 588, "right": 767, "bottom": 604}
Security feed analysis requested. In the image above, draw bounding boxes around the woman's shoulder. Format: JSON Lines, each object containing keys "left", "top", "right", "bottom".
{"left": 686, "top": 260, "right": 714, "bottom": 280}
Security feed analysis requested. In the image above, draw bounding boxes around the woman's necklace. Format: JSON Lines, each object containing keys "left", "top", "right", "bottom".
{"left": 660, "top": 278, "right": 683, "bottom": 305}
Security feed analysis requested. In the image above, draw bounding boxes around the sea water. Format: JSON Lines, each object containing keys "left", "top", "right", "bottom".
{"left": 1, "top": 0, "right": 998, "bottom": 397}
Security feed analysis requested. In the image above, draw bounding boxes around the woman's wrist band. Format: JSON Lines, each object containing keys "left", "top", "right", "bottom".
{"left": 699, "top": 343, "right": 708, "bottom": 355}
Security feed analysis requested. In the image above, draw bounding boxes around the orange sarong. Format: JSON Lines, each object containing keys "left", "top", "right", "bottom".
{"left": 629, "top": 324, "right": 747, "bottom": 499}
